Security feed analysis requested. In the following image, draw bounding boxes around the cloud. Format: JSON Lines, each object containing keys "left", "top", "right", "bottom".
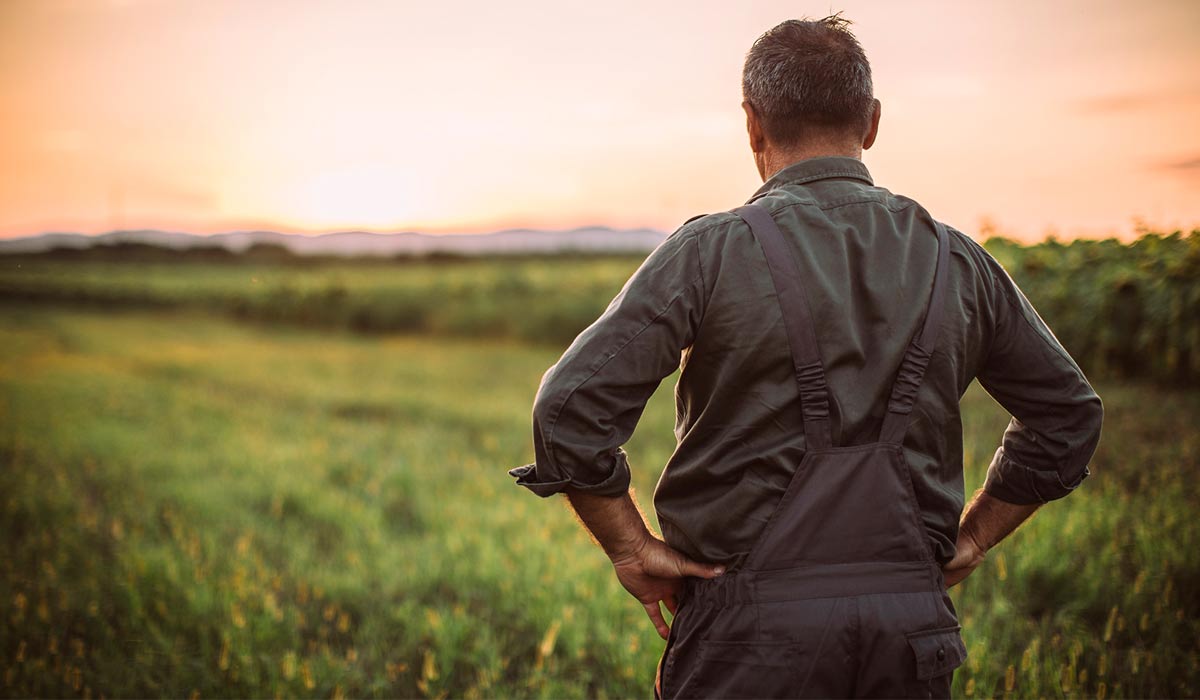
{"left": 1076, "top": 94, "right": 1156, "bottom": 113}
{"left": 1075, "top": 90, "right": 1200, "bottom": 114}
{"left": 1160, "top": 156, "right": 1200, "bottom": 171}
{"left": 1154, "top": 155, "right": 1200, "bottom": 186}
{"left": 1161, "top": 157, "right": 1200, "bottom": 169}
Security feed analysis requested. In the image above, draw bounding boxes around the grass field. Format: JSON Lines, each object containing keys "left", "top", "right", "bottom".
{"left": 0, "top": 257, "right": 645, "bottom": 347}
{"left": 1, "top": 305, "right": 1197, "bottom": 698}
{"left": 4, "top": 228, "right": 1198, "bottom": 384}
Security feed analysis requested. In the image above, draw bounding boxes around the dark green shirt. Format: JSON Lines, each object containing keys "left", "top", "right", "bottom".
{"left": 511, "top": 156, "right": 1103, "bottom": 569}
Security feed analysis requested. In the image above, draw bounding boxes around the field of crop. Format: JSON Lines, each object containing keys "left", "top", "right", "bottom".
{"left": 1, "top": 299, "right": 1197, "bottom": 698}
{"left": 0, "top": 255, "right": 644, "bottom": 347}
{"left": 3, "top": 227, "right": 1198, "bottom": 384}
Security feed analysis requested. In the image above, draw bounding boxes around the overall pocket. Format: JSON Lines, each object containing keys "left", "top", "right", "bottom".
{"left": 906, "top": 625, "right": 967, "bottom": 680}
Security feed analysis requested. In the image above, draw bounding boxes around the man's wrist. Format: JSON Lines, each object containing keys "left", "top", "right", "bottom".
{"left": 564, "top": 487, "right": 656, "bottom": 564}
{"left": 607, "top": 526, "right": 654, "bottom": 565}
{"left": 959, "top": 519, "right": 988, "bottom": 559}
{"left": 960, "top": 490, "right": 1040, "bottom": 554}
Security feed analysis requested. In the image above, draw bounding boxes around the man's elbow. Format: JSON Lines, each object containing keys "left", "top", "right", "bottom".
{"left": 1080, "top": 388, "right": 1104, "bottom": 457}
{"left": 515, "top": 373, "right": 575, "bottom": 498}
{"left": 1064, "top": 388, "right": 1104, "bottom": 490}
{"left": 531, "top": 380, "right": 559, "bottom": 437}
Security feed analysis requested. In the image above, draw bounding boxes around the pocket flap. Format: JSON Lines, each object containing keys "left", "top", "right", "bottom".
{"left": 906, "top": 626, "right": 967, "bottom": 680}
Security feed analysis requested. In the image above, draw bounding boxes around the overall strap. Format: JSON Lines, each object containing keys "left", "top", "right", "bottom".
{"left": 879, "top": 219, "right": 951, "bottom": 444}
{"left": 733, "top": 204, "right": 833, "bottom": 449}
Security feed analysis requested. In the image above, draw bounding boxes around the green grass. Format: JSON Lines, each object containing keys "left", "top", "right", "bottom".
{"left": 1, "top": 305, "right": 1196, "bottom": 698}
{"left": 4, "top": 229, "right": 1198, "bottom": 384}
{"left": 0, "top": 256, "right": 645, "bottom": 346}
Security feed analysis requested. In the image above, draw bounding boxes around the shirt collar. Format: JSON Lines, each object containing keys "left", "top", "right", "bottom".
{"left": 747, "top": 156, "right": 874, "bottom": 202}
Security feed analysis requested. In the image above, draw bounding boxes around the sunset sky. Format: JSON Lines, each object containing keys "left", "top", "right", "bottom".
{"left": 1, "top": 0, "right": 1197, "bottom": 241}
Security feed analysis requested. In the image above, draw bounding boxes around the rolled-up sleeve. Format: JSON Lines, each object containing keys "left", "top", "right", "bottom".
{"left": 976, "top": 257, "right": 1103, "bottom": 505}
{"left": 509, "top": 225, "right": 709, "bottom": 497}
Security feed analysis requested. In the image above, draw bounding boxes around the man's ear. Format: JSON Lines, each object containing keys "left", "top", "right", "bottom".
{"left": 862, "top": 99, "right": 881, "bottom": 151}
{"left": 743, "top": 101, "right": 767, "bottom": 154}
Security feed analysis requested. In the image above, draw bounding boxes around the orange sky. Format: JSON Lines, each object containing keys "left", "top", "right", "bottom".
{"left": 1, "top": 0, "right": 1198, "bottom": 241}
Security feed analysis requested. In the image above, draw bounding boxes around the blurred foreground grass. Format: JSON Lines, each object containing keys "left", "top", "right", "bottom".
{"left": 1, "top": 305, "right": 1197, "bottom": 698}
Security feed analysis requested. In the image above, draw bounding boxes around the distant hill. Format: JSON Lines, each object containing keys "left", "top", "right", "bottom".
{"left": 0, "top": 227, "right": 670, "bottom": 257}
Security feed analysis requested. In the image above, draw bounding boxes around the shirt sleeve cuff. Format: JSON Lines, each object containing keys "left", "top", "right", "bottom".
{"left": 508, "top": 453, "right": 632, "bottom": 498}
{"left": 508, "top": 464, "right": 570, "bottom": 497}
{"left": 982, "top": 447, "right": 1089, "bottom": 505}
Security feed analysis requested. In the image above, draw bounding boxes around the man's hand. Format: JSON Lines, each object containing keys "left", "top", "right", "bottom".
{"left": 562, "top": 487, "right": 724, "bottom": 640}
{"left": 611, "top": 536, "right": 725, "bottom": 640}
{"left": 942, "top": 525, "right": 986, "bottom": 587}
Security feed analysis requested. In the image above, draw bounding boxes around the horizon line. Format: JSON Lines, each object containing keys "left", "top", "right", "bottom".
{"left": 4, "top": 218, "right": 1199, "bottom": 245}
{"left": 0, "top": 223, "right": 672, "bottom": 241}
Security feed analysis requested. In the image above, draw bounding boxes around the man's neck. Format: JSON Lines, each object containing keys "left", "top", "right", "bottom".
{"left": 758, "top": 143, "right": 863, "bottom": 182}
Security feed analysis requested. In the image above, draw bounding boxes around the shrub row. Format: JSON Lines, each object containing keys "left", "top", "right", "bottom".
{"left": 1, "top": 230, "right": 1196, "bottom": 382}
{"left": 988, "top": 231, "right": 1199, "bottom": 383}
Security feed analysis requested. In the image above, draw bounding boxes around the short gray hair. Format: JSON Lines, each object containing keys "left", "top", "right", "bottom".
{"left": 742, "top": 16, "right": 874, "bottom": 146}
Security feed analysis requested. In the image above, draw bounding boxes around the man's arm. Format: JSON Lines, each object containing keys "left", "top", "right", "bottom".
{"left": 564, "top": 488, "right": 724, "bottom": 639}
{"left": 508, "top": 218, "right": 725, "bottom": 636}
{"left": 942, "top": 490, "right": 1039, "bottom": 587}
{"left": 509, "top": 223, "right": 711, "bottom": 498}
{"left": 973, "top": 253, "right": 1103, "bottom": 506}
{"left": 943, "top": 239, "right": 1103, "bottom": 586}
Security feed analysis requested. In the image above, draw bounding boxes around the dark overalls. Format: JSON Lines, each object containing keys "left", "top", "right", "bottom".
{"left": 655, "top": 204, "right": 967, "bottom": 699}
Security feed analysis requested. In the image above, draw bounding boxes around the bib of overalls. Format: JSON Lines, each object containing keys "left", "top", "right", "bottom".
{"left": 656, "top": 203, "right": 968, "bottom": 699}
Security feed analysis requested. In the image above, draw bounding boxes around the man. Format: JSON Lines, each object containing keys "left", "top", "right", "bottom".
{"left": 508, "top": 16, "right": 1102, "bottom": 699}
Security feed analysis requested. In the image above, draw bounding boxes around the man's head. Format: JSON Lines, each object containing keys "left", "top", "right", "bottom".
{"left": 742, "top": 16, "right": 881, "bottom": 179}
